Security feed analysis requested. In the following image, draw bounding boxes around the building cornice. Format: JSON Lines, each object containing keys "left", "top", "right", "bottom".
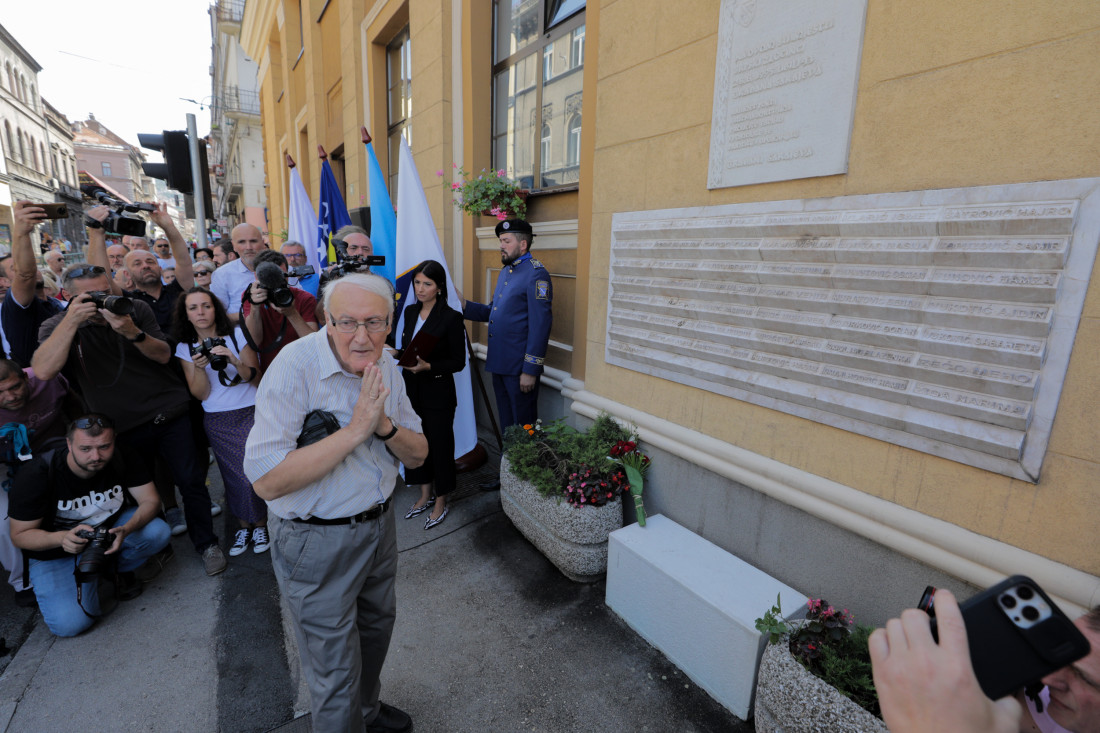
{"left": 0, "top": 22, "right": 43, "bottom": 72}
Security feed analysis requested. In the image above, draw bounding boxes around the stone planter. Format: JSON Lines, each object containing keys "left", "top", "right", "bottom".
{"left": 755, "top": 641, "right": 886, "bottom": 733}
{"left": 500, "top": 456, "right": 624, "bottom": 582}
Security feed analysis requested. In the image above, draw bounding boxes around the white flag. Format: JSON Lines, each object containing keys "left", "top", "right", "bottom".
{"left": 286, "top": 166, "right": 321, "bottom": 275}
{"left": 395, "top": 137, "right": 478, "bottom": 458}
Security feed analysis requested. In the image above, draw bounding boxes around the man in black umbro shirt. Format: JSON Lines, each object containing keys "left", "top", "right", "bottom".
{"left": 9, "top": 414, "right": 170, "bottom": 636}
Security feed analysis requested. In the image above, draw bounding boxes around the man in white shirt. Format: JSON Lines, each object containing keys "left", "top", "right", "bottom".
{"left": 210, "top": 223, "right": 266, "bottom": 324}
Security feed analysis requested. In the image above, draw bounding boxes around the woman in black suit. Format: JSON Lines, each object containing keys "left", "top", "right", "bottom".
{"left": 400, "top": 260, "right": 467, "bottom": 529}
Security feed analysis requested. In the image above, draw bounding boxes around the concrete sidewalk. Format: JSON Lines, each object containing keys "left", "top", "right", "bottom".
{"left": 1, "top": 466, "right": 751, "bottom": 732}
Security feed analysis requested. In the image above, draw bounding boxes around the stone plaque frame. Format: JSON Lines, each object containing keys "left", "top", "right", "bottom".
{"left": 606, "top": 179, "right": 1100, "bottom": 481}
{"left": 708, "top": 0, "right": 868, "bottom": 189}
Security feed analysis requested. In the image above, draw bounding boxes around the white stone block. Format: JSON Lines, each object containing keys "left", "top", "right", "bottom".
{"left": 606, "top": 515, "right": 807, "bottom": 720}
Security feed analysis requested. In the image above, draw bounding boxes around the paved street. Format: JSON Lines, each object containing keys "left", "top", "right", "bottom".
{"left": 0, "top": 458, "right": 750, "bottom": 733}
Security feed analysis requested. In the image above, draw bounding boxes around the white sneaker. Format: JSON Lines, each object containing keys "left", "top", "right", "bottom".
{"left": 252, "top": 526, "right": 270, "bottom": 554}
{"left": 229, "top": 528, "right": 251, "bottom": 557}
{"left": 210, "top": 501, "right": 223, "bottom": 517}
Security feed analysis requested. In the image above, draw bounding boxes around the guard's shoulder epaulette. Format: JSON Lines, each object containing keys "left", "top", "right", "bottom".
{"left": 529, "top": 258, "right": 545, "bottom": 269}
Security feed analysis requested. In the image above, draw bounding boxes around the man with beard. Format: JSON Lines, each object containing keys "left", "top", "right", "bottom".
{"left": 459, "top": 219, "right": 551, "bottom": 489}
{"left": 119, "top": 209, "right": 193, "bottom": 336}
{"left": 8, "top": 413, "right": 171, "bottom": 636}
{"left": 211, "top": 223, "right": 266, "bottom": 324}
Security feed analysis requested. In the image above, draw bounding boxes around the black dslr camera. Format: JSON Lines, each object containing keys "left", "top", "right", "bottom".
{"left": 190, "top": 337, "right": 228, "bottom": 371}
{"left": 287, "top": 264, "right": 315, "bottom": 280}
{"left": 75, "top": 527, "right": 114, "bottom": 580}
{"left": 248, "top": 262, "right": 295, "bottom": 308}
{"left": 86, "top": 291, "right": 133, "bottom": 316}
{"left": 81, "top": 185, "right": 156, "bottom": 237}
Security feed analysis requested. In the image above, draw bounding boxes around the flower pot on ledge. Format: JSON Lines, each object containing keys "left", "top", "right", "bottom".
{"left": 754, "top": 641, "right": 887, "bottom": 733}
{"left": 477, "top": 190, "right": 529, "bottom": 219}
{"left": 500, "top": 456, "right": 624, "bottom": 582}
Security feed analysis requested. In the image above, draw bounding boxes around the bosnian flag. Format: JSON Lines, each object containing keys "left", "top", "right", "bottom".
{"left": 393, "top": 137, "right": 477, "bottom": 459}
{"left": 318, "top": 158, "right": 352, "bottom": 266}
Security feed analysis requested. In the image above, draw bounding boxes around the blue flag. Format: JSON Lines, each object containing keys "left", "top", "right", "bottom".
{"left": 365, "top": 141, "right": 397, "bottom": 285}
{"left": 318, "top": 159, "right": 352, "bottom": 266}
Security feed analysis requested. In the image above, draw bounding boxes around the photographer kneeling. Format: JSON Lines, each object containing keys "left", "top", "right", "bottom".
{"left": 241, "top": 249, "right": 318, "bottom": 370}
{"left": 8, "top": 413, "right": 171, "bottom": 637}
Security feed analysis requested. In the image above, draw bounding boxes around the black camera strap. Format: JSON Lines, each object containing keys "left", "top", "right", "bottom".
{"left": 238, "top": 301, "right": 289, "bottom": 355}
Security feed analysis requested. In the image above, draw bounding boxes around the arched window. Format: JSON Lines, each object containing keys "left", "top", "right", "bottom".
{"left": 51, "top": 152, "right": 58, "bottom": 177}
{"left": 20, "top": 75, "right": 27, "bottom": 103}
{"left": 3, "top": 121, "right": 12, "bottom": 159}
{"left": 30, "top": 84, "right": 36, "bottom": 110}
{"left": 566, "top": 113, "right": 581, "bottom": 166}
{"left": 39, "top": 142, "right": 46, "bottom": 171}
{"left": 16, "top": 129, "right": 25, "bottom": 163}
{"left": 31, "top": 138, "right": 39, "bottom": 169}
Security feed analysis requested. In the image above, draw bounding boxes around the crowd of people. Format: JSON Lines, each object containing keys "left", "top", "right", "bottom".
{"left": 5, "top": 196, "right": 1093, "bottom": 733}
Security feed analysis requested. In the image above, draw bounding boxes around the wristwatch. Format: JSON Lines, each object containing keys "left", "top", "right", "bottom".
{"left": 127, "top": 331, "right": 147, "bottom": 343}
{"left": 375, "top": 419, "right": 398, "bottom": 441}
{"left": 84, "top": 216, "right": 104, "bottom": 229}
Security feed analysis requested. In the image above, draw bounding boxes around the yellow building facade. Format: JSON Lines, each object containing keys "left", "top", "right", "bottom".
{"left": 241, "top": 0, "right": 1100, "bottom": 619}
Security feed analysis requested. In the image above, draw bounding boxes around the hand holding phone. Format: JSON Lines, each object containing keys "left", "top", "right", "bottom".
{"left": 920, "top": 576, "right": 1090, "bottom": 701}
{"left": 870, "top": 589, "right": 1023, "bottom": 733}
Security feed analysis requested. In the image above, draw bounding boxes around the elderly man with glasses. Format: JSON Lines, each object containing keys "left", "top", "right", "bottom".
{"left": 245, "top": 272, "right": 427, "bottom": 733}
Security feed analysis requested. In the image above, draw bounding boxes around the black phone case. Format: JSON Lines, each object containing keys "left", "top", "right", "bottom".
{"left": 933, "top": 575, "right": 1091, "bottom": 700}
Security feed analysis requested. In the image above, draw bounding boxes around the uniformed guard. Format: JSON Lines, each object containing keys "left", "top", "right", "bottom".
{"left": 463, "top": 219, "right": 552, "bottom": 489}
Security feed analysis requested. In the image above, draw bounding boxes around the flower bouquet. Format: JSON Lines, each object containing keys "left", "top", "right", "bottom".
{"left": 609, "top": 440, "right": 651, "bottom": 526}
{"left": 440, "top": 164, "right": 527, "bottom": 220}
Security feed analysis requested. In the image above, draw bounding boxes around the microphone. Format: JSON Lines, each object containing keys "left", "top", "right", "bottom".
{"left": 256, "top": 262, "right": 294, "bottom": 308}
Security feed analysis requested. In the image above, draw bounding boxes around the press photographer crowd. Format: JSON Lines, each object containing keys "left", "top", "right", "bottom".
{"left": 0, "top": 193, "right": 1096, "bottom": 733}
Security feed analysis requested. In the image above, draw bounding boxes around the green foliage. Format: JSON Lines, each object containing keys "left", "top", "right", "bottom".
{"left": 754, "top": 594, "right": 788, "bottom": 645}
{"left": 503, "top": 414, "right": 633, "bottom": 499}
{"left": 449, "top": 166, "right": 527, "bottom": 219}
{"left": 814, "top": 625, "right": 879, "bottom": 717}
{"left": 756, "top": 597, "right": 881, "bottom": 719}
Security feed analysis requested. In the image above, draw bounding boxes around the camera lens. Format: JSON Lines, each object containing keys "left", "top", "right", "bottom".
{"left": 1000, "top": 594, "right": 1017, "bottom": 609}
{"left": 1022, "top": 605, "right": 1040, "bottom": 622}
{"left": 1016, "top": 585, "right": 1034, "bottom": 601}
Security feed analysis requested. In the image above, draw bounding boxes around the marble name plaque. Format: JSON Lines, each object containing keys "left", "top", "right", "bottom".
{"left": 708, "top": 0, "right": 869, "bottom": 189}
{"left": 607, "top": 179, "right": 1100, "bottom": 481}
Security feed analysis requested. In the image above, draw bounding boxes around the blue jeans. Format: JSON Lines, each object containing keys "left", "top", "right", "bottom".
{"left": 28, "top": 508, "right": 171, "bottom": 637}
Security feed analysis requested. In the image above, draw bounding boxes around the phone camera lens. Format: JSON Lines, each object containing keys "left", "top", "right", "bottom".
{"left": 1016, "top": 585, "right": 1034, "bottom": 601}
{"left": 1022, "top": 605, "right": 1040, "bottom": 622}
{"left": 1000, "top": 594, "right": 1017, "bottom": 609}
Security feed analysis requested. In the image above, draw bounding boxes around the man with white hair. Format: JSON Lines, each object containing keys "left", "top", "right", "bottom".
{"left": 245, "top": 273, "right": 426, "bottom": 733}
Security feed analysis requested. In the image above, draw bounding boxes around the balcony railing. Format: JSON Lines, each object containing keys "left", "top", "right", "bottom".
{"left": 216, "top": 85, "right": 261, "bottom": 119}
{"left": 215, "top": 0, "right": 244, "bottom": 26}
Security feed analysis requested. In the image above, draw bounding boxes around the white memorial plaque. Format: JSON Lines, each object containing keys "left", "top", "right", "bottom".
{"left": 607, "top": 179, "right": 1100, "bottom": 481}
{"left": 708, "top": 0, "right": 869, "bottom": 189}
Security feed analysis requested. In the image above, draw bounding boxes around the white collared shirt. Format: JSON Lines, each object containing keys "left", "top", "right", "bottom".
{"left": 209, "top": 258, "right": 255, "bottom": 315}
{"left": 244, "top": 328, "right": 422, "bottom": 520}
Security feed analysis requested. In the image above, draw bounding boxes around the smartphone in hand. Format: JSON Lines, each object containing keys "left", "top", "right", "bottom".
{"left": 919, "top": 576, "right": 1090, "bottom": 700}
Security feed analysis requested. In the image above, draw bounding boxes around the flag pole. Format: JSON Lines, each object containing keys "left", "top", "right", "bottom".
{"left": 285, "top": 153, "right": 296, "bottom": 168}
{"left": 464, "top": 332, "right": 503, "bottom": 451}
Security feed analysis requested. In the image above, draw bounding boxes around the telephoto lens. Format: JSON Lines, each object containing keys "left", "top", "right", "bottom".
{"left": 87, "top": 291, "right": 134, "bottom": 316}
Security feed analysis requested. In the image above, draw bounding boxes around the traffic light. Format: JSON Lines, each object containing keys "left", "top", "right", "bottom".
{"left": 138, "top": 129, "right": 213, "bottom": 222}
{"left": 138, "top": 130, "right": 192, "bottom": 193}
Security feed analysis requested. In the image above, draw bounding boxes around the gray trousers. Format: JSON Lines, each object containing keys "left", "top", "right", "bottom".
{"left": 269, "top": 509, "right": 398, "bottom": 733}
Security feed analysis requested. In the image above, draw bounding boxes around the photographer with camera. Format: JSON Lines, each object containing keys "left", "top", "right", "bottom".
{"left": 314, "top": 226, "right": 383, "bottom": 314}
{"left": 33, "top": 258, "right": 226, "bottom": 576}
{"left": 7, "top": 413, "right": 171, "bottom": 636}
{"left": 117, "top": 204, "right": 194, "bottom": 335}
{"left": 280, "top": 241, "right": 319, "bottom": 296}
{"left": 172, "top": 287, "right": 267, "bottom": 557}
{"left": 1, "top": 201, "right": 65, "bottom": 366}
{"left": 241, "top": 248, "right": 318, "bottom": 370}
{"left": 210, "top": 223, "right": 267, "bottom": 325}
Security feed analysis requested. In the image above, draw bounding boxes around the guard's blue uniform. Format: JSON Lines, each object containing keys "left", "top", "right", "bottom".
{"left": 464, "top": 252, "right": 552, "bottom": 428}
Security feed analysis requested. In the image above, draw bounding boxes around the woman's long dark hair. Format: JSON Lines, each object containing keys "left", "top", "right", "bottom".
{"left": 171, "top": 286, "right": 233, "bottom": 344}
{"left": 411, "top": 259, "right": 448, "bottom": 303}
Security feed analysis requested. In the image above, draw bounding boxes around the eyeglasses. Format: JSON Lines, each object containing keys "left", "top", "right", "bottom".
{"left": 73, "top": 416, "right": 113, "bottom": 430}
{"left": 329, "top": 316, "right": 389, "bottom": 333}
{"left": 284, "top": 252, "right": 307, "bottom": 261}
{"left": 67, "top": 265, "right": 106, "bottom": 279}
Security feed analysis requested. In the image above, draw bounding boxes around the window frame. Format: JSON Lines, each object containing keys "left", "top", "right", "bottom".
{"left": 492, "top": 1, "right": 585, "bottom": 193}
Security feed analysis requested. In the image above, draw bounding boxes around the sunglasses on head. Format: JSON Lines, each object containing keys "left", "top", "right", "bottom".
{"left": 67, "top": 265, "right": 106, "bottom": 279}
{"left": 72, "top": 416, "right": 112, "bottom": 430}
